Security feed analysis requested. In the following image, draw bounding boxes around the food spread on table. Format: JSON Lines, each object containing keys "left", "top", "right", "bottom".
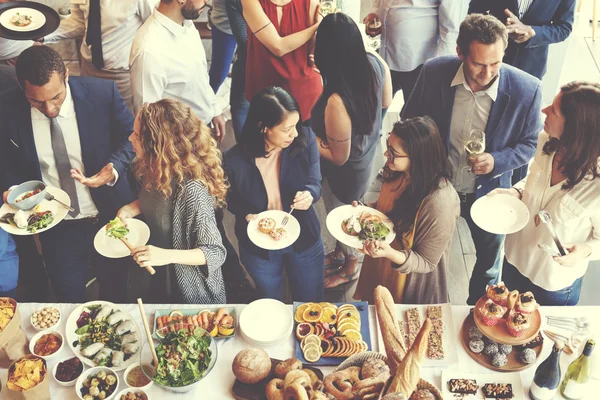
{"left": 55, "top": 357, "right": 83, "bottom": 383}
{"left": 7, "top": 357, "right": 47, "bottom": 392}
{"left": 10, "top": 12, "right": 33, "bottom": 27}
{"left": 105, "top": 218, "right": 129, "bottom": 239}
{"left": 1, "top": 205, "right": 55, "bottom": 233}
{"left": 33, "top": 332, "right": 62, "bottom": 357}
{"left": 31, "top": 306, "right": 60, "bottom": 330}
{"left": 0, "top": 298, "right": 16, "bottom": 332}
{"left": 341, "top": 211, "right": 390, "bottom": 241}
{"left": 154, "top": 307, "right": 235, "bottom": 338}
{"left": 78, "top": 370, "right": 118, "bottom": 400}
{"left": 258, "top": 217, "right": 287, "bottom": 241}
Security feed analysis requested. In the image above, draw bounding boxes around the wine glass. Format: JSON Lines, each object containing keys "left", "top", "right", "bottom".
{"left": 464, "top": 129, "right": 486, "bottom": 174}
{"left": 365, "top": 17, "right": 382, "bottom": 50}
{"left": 319, "top": 0, "right": 336, "bottom": 17}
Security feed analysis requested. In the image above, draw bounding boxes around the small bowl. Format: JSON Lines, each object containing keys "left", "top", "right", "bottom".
{"left": 53, "top": 356, "right": 85, "bottom": 387}
{"left": 31, "top": 306, "right": 61, "bottom": 331}
{"left": 76, "top": 366, "right": 120, "bottom": 400}
{"left": 114, "top": 388, "right": 148, "bottom": 400}
{"left": 7, "top": 180, "right": 47, "bottom": 211}
{"left": 29, "top": 330, "right": 64, "bottom": 361}
{"left": 124, "top": 362, "right": 153, "bottom": 390}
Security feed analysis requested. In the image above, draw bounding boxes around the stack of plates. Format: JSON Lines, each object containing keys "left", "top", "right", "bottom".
{"left": 239, "top": 299, "right": 293, "bottom": 346}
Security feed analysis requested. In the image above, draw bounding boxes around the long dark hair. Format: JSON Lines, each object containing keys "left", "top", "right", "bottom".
{"left": 543, "top": 81, "right": 600, "bottom": 190}
{"left": 314, "top": 13, "right": 379, "bottom": 135}
{"left": 239, "top": 86, "right": 306, "bottom": 158}
{"left": 385, "top": 116, "right": 452, "bottom": 234}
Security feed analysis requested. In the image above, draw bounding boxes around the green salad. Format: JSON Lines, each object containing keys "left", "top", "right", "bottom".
{"left": 105, "top": 218, "right": 129, "bottom": 239}
{"left": 154, "top": 329, "right": 212, "bottom": 387}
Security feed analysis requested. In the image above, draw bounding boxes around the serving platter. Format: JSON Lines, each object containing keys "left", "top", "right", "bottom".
{"left": 0, "top": 2, "right": 59, "bottom": 40}
{"left": 0, "top": 7, "right": 46, "bottom": 32}
{"left": 470, "top": 194, "right": 529, "bottom": 235}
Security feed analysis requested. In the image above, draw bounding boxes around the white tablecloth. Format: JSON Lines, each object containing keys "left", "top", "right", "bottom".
{"left": 0, "top": 304, "right": 598, "bottom": 399}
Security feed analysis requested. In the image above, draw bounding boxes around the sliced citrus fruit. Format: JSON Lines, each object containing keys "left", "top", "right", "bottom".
{"left": 319, "top": 307, "right": 337, "bottom": 324}
{"left": 301, "top": 334, "right": 321, "bottom": 350}
{"left": 218, "top": 324, "right": 235, "bottom": 336}
{"left": 342, "top": 329, "right": 362, "bottom": 341}
{"left": 337, "top": 321, "right": 360, "bottom": 335}
{"left": 337, "top": 304, "right": 358, "bottom": 313}
{"left": 295, "top": 303, "right": 310, "bottom": 323}
{"left": 295, "top": 322, "right": 314, "bottom": 340}
{"left": 302, "top": 304, "right": 323, "bottom": 323}
{"left": 209, "top": 325, "right": 218, "bottom": 337}
{"left": 303, "top": 345, "right": 322, "bottom": 362}
{"left": 337, "top": 311, "right": 360, "bottom": 322}
{"left": 319, "top": 302, "right": 338, "bottom": 310}
{"left": 169, "top": 310, "right": 183, "bottom": 318}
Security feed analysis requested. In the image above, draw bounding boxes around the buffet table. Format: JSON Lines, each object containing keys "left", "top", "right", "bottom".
{"left": 0, "top": 303, "right": 598, "bottom": 399}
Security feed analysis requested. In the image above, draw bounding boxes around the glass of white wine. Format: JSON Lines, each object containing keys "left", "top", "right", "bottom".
{"left": 464, "top": 129, "right": 485, "bottom": 175}
{"left": 319, "top": 0, "right": 336, "bottom": 17}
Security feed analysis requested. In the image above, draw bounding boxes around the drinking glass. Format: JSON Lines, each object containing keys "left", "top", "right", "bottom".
{"left": 365, "top": 17, "right": 382, "bottom": 50}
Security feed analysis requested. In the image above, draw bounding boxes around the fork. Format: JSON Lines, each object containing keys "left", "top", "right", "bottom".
{"left": 281, "top": 207, "right": 295, "bottom": 227}
{"left": 547, "top": 319, "right": 590, "bottom": 332}
{"left": 44, "top": 192, "right": 74, "bottom": 212}
{"left": 547, "top": 316, "right": 588, "bottom": 324}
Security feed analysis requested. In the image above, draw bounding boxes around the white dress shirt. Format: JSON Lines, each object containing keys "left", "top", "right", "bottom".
{"left": 31, "top": 85, "right": 100, "bottom": 219}
{"left": 506, "top": 132, "right": 600, "bottom": 291}
{"left": 448, "top": 64, "right": 499, "bottom": 194}
{"left": 129, "top": 10, "right": 218, "bottom": 123}
{"left": 45, "top": 0, "right": 159, "bottom": 72}
{"left": 0, "top": 38, "right": 33, "bottom": 60}
{"left": 517, "top": 0, "right": 534, "bottom": 18}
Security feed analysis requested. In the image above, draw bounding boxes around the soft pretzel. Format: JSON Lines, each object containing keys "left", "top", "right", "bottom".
{"left": 266, "top": 378, "right": 285, "bottom": 400}
{"left": 284, "top": 382, "right": 310, "bottom": 400}
{"left": 352, "top": 377, "right": 386, "bottom": 399}
{"left": 303, "top": 369, "right": 323, "bottom": 392}
{"left": 323, "top": 367, "right": 361, "bottom": 400}
{"left": 309, "top": 391, "right": 328, "bottom": 400}
{"left": 275, "top": 358, "right": 302, "bottom": 379}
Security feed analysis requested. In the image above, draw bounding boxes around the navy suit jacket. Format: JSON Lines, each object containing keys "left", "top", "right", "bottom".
{"left": 224, "top": 128, "right": 322, "bottom": 259}
{"left": 469, "top": 0, "right": 575, "bottom": 79}
{"left": 0, "top": 76, "right": 136, "bottom": 217}
{"left": 402, "top": 56, "right": 543, "bottom": 198}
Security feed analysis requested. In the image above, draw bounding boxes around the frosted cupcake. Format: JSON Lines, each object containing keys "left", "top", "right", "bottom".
{"left": 477, "top": 299, "right": 507, "bottom": 326}
{"left": 486, "top": 283, "right": 510, "bottom": 306}
{"left": 507, "top": 310, "right": 530, "bottom": 337}
{"left": 515, "top": 291, "right": 539, "bottom": 314}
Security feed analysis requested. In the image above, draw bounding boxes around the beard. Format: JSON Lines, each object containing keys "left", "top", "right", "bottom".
{"left": 181, "top": 2, "right": 204, "bottom": 20}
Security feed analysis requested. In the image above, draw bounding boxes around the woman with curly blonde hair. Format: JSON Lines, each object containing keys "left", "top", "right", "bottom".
{"left": 117, "top": 98, "right": 228, "bottom": 304}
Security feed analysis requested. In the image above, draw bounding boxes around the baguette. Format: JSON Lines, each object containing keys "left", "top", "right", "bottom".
{"left": 374, "top": 285, "right": 407, "bottom": 375}
{"left": 385, "top": 318, "right": 432, "bottom": 397}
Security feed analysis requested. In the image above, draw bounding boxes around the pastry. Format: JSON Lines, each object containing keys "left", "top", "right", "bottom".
{"left": 381, "top": 394, "right": 408, "bottom": 400}
{"left": 266, "top": 378, "right": 285, "bottom": 400}
{"left": 468, "top": 326, "right": 483, "bottom": 340}
{"left": 323, "top": 367, "right": 361, "bottom": 400}
{"left": 515, "top": 291, "right": 538, "bottom": 314}
{"left": 274, "top": 358, "right": 302, "bottom": 379}
{"left": 520, "top": 348, "right": 537, "bottom": 364}
{"left": 352, "top": 376, "right": 386, "bottom": 399}
{"left": 309, "top": 392, "right": 328, "bottom": 400}
{"left": 448, "top": 379, "right": 478, "bottom": 394}
{"left": 269, "top": 227, "right": 287, "bottom": 241}
{"left": 477, "top": 299, "right": 507, "bottom": 326}
{"left": 491, "top": 352, "right": 508, "bottom": 368}
{"left": 484, "top": 342, "right": 499, "bottom": 357}
{"left": 498, "top": 344, "right": 513, "bottom": 355}
{"left": 406, "top": 308, "right": 421, "bottom": 348}
{"left": 284, "top": 382, "right": 310, "bottom": 400}
{"left": 232, "top": 348, "right": 271, "bottom": 384}
{"left": 411, "top": 389, "right": 436, "bottom": 400}
{"left": 469, "top": 338, "right": 485, "bottom": 354}
{"left": 507, "top": 310, "right": 530, "bottom": 337}
{"left": 258, "top": 217, "right": 276, "bottom": 234}
{"left": 361, "top": 358, "right": 390, "bottom": 381}
{"left": 486, "top": 283, "right": 510, "bottom": 305}
{"left": 374, "top": 286, "right": 407, "bottom": 374}
{"left": 303, "top": 368, "right": 321, "bottom": 389}
{"left": 482, "top": 383, "right": 514, "bottom": 398}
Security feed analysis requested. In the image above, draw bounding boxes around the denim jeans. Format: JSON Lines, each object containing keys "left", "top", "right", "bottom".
{"left": 239, "top": 239, "right": 325, "bottom": 302}
{"left": 502, "top": 259, "right": 583, "bottom": 306}
{"left": 209, "top": 22, "right": 238, "bottom": 93}
{"left": 230, "top": 56, "right": 250, "bottom": 141}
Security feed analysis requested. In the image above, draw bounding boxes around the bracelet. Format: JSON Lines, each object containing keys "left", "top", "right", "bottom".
{"left": 512, "top": 187, "right": 524, "bottom": 199}
{"left": 337, "top": 265, "right": 359, "bottom": 280}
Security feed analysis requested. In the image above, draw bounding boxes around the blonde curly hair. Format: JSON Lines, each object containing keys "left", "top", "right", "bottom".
{"left": 133, "top": 99, "right": 228, "bottom": 206}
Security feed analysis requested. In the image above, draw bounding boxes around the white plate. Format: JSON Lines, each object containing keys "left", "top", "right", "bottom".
{"left": 247, "top": 210, "right": 301, "bottom": 251}
{"left": 0, "top": 7, "right": 46, "bottom": 32}
{"left": 470, "top": 194, "right": 530, "bottom": 234}
{"left": 441, "top": 370, "right": 525, "bottom": 399}
{"left": 65, "top": 301, "right": 141, "bottom": 372}
{"left": 0, "top": 186, "right": 70, "bottom": 235}
{"left": 94, "top": 219, "right": 150, "bottom": 258}
{"left": 239, "top": 299, "right": 293, "bottom": 343}
{"left": 326, "top": 205, "right": 396, "bottom": 249}
{"left": 376, "top": 303, "right": 458, "bottom": 367}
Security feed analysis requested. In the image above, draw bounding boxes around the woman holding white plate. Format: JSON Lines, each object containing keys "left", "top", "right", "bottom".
{"left": 353, "top": 116, "right": 459, "bottom": 304}
{"left": 490, "top": 82, "right": 600, "bottom": 306}
{"left": 117, "top": 99, "right": 228, "bottom": 304}
{"left": 224, "top": 86, "right": 325, "bottom": 302}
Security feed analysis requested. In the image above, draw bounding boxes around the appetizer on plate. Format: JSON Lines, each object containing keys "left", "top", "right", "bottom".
{"left": 105, "top": 218, "right": 129, "bottom": 239}
{"left": 0, "top": 206, "right": 54, "bottom": 233}
{"left": 10, "top": 12, "right": 32, "bottom": 27}
{"left": 257, "top": 217, "right": 287, "bottom": 241}
{"left": 342, "top": 211, "right": 390, "bottom": 242}
{"left": 15, "top": 187, "right": 42, "bottom": 202}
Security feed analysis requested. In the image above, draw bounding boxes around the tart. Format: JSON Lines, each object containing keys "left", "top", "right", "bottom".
{"left": 486, "top": 283, "right": 510, "bottom": 306}
{"left": 477, "top": 299, "right": 507, "bottom": 326}
{"left": 515, "top": 291, "right": 538, "bottom": 314}
{"left": 258, "top": 217, "right": 276, "bottom": 233}
{"left": 507, "top": 310, "right": 530, "bottom": 337}
{"left": 269, "top": 227, "right": 286, "bottom": 241}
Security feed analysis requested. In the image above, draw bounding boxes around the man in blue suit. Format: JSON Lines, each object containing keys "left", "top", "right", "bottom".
{"left": 0, "top": 46, "right": 136, "bottom": 302}
{"left": 402, "top": 14, "right": 543, "bottom": 304}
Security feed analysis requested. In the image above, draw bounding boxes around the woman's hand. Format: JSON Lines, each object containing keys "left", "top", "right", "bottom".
{"left": 487, "top": 187, "right": 522, "bottom": 199}
{"left": 131, "top": 245, "right": 170, "bottom": 267}
{"left": 361, "top": 239, "right": 393, "bottom": 259}
{"left": 553, "top": 244, "right": 593, "bottom": 267}
{"left": 116, "top": 207, "right": 134, "bottom": 227}
{"left": 292, "top": 191, "right": 313, "bottom": 210}
{"left": 351, "top": 200, "right": 376, "bottom": 208}
{"left": 245, "top": 214, "right": 258, "bottom": 222}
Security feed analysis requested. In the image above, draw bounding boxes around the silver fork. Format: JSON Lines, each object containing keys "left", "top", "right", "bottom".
{"left": 547, "top": 319, "right": 590, "bottom": 332}
{"left": 44, "top": 192, "right": 74, "bottom": 212}
{"left": 547, "top": 316, "right": 588, "bottom": 324}
{"left": 281, "top": 207, "right": 295, "bottom": 228}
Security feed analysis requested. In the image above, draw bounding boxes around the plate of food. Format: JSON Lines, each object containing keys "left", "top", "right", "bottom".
{"left": 471, "top": 194, "right": 530, "bottom": 235}
{"left": 326, "top": 205, "right": 396, "bottom": 249}
{"left": 293, "top": 301, "right": 372, "bottom": 366}
{"left": 65, "top": 301, "right": 142, "bottom": 371}
{"left": 0, "top": 186, "right": 69, "bottom": 235}
{"left": 0, "top": 7, "right": 45, "bottom": 32}
{"left": 93, "top": 218, "right": 150, "bottom": 258}
{"left": 247, "top": 210, "right": 301, "bottom": 250}
{"left": 153, "top": 307, "right": 236, "bottom": 339}
{"left": 442, "top": 370, "right": 525, "bottom": 399}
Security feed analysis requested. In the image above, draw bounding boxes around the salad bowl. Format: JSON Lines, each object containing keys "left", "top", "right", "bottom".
{"left": 7, "top": 180, "right": 46, "bottom": 211}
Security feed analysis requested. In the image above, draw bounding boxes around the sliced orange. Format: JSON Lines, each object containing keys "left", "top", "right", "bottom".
{"left": 295, "top": 303, "right": 311, "bottom": 323}
{"left": 302, "top": 304, "right": 323, "bottom": 323}
{"left": 319, "top": 307, "right": 337, "bottom": 324}
{"left": 338, "top": 314, "right": 361, "bottom": 326}
{"left": 343, "top": 329, "right": 362, "bottom": 342}
{"left": 319, "top": 302, "right": 338, "bottom": 310}
{"left": 338, "top": 321, "right": 360, "bottom": 335}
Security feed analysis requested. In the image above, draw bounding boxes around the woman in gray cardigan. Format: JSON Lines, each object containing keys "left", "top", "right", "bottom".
{"left": 354, "top": 116, "right": 460, "bottom": 304}
{"left": 117, "top": 99, "right": 228, "bottom": 304}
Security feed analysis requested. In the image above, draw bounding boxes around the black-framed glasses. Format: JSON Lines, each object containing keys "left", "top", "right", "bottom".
{"left": 386, "top": 135, "right": 410, "bottom": 162}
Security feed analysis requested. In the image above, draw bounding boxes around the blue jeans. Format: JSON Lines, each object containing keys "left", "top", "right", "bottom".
{"left": 209, "top": 22, "right": 238, "bottom": 93}
{"left": 502, "top": 259, "right": 583, "bottom": 306}
{"left": 230, "top": 56, "right": 249, "bottom": 141}
{"left": 239, "top": 239, "right": 325, "bottom": 302}
{"left": 462, "top": 198, "right": 506, "bottom": 305}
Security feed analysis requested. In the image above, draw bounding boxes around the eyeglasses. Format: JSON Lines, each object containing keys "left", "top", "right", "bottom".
{"left": 386, "top": 135, "right": 410, "bottom": 162}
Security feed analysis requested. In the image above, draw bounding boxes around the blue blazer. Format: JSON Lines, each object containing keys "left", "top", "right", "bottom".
{"left": 402, "top": 56, "right": 543, "bottom": 198}
{"left": 224, "top": 128, "right": 322, "bottom": 259}
{"left": 469, "top": 0, "right": 575, "bottom": 79}
{"left": 0, "top": 77, "right": 136, "bottom": 217}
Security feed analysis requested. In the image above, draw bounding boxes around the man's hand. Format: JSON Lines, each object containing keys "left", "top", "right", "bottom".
{"left": 212, "top": 114, "right": 227, "bottom": 143}
{"left": 2, "top": 190, "right": 11, "bottom": 204}
{"left": 71, "top": 162, "right": 116, "bottom": 188}
{"left": 468, "top": 153, "right": 495, "bottom": 175}
{"left": 505, "top": 9, "right": 535, "bottom": 43}
{"left": 363, "top": 13, "right": 377, "bottom": 25}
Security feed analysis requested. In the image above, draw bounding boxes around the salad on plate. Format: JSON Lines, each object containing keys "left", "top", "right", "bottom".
{"left": 341, "top": 211, "right": 390, "bottom": 242}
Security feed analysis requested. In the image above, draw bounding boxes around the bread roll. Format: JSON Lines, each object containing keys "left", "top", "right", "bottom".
{"left": 232, "top": 348, "right": 271, "bottom": 384}
{"left": 274, "top": 358, "right": 302, "bottom": 379}
{"left": 374, "top": 285, "right": 407, "bottom": 374}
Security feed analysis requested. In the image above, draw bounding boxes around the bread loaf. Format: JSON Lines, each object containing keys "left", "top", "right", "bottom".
{"left": 232, "top": 348, "right": 271, "bottom": 384}
{"left": 374, "top": 285, "right": 407, "bottom": 374}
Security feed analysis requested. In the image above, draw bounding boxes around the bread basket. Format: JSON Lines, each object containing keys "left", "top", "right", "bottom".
{"left": 333, "top": 352, "right": 443, "bottom": 400}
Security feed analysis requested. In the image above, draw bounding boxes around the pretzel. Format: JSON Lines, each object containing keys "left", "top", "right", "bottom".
{"left": 323, "top": 367, "right": 361, "bottom": 400}
{"left": 266, "top": 378, "right": 285, "bottom": 400}
{"left": 352, "top": 377, "right": 386, "bottom": 399}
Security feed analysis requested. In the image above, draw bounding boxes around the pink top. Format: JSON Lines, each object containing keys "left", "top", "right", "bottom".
{"left": 255, "top": 150, "right": 283, "bottom": 211}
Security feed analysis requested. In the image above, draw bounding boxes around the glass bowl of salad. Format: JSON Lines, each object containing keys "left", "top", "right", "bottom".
{"left": 7, "top": 180, "right": 47, "bottom": 211}
{"left": 140, "top": 325, "right": 217, "bottom": 393}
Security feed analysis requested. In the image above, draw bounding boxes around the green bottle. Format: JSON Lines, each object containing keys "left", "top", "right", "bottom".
{"left": 560, "top": 340, "right": 595, "bottom": 400}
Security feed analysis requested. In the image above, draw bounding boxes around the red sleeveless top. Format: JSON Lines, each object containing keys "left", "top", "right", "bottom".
{"left": 245, "top": 0, "right": 323, "bottom": 121}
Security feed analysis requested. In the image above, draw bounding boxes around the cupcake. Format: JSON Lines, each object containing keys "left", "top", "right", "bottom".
{"left": 477, "top": 299, "right": 508, "bottom": 326}
{"left": 486, "top": 283, "right": 510, "bottom": 306}
{"left": 507, "top": 310, "right": 530, "bottom": 337}
{"left": 515, "top": 291, "right": 539, "bottom": 314}
{"left": 469, "top": 339, "right": 485, "bottom": 354}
